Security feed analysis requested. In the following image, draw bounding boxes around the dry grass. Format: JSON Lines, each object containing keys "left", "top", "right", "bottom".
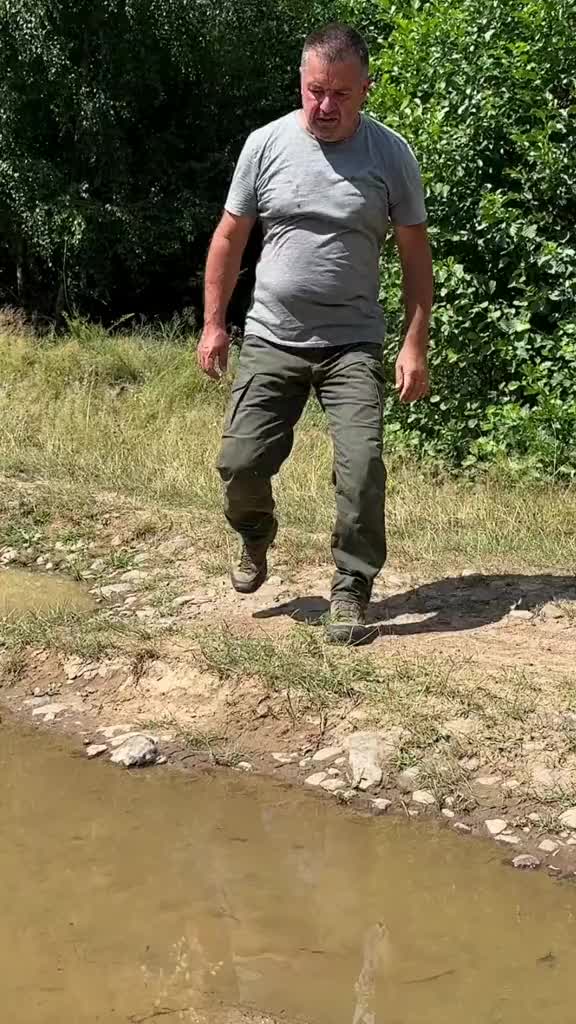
{"left": 0, "top": 323, "right": 575, "bottom": 576}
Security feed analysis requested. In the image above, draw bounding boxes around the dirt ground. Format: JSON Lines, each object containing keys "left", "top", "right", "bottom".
{"left": 2, "top": 486, "right": 576, "bottom": 879}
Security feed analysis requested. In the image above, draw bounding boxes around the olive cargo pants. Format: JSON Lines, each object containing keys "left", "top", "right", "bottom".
{"left": 217, "top": 334, "right": 387, "bottom": 603}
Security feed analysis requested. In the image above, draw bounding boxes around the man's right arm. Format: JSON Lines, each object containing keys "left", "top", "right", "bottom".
{"left": 197, "top": 211, "right": 256, "bottom": 379}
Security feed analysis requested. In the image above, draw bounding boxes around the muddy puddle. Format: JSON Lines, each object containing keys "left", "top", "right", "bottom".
{"left": 0, "top": 567, "right": 92, "bottom": 616}
{"left": 1, "top": 723, "right": 576, "bottom": 1024}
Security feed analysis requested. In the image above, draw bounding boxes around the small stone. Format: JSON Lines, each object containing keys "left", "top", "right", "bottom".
{"left": 513, "top": 854, "right": 541, "bottom": 870}
{"left": 461, "top": 757, "right": 480, "bottom": 773}
{"left": 539, "top": 601, "right": 566, "bottom": 621}
{"left": 156, "top": 755, "right": 167, "bottom": 765}
{"left": 110, "top": 734, "right": 157, "bottom": 768}
{"left": 453, "top": 822, "right": 472, "bottom": 833}
{"left": 372, "top": 798, "right": 392, "bottom": 814}
{"left": 305, "top": 771, "right": 328, "bottom": 787}
{"left": 496, "top": 835, "right": 521, "bottom": 845}
{"left": 339, "top": 789, "right": 357, "bottom": 802}
{"left": 299, "top": 757, "right": 311, "bottom": 768}
{"left": 528, "top": 812, "right": 542, "bottom": 823}
{"left": 485, "top": 818, "right": 508, "bottom": 836}
{"left": 442, "top": 808, "right": 455, "bottom": 819}
{"left": 312, "top": 746, "right": 343, "bottom": 763}
{"left": 120, "top": 569, "right": 150, "bottom": 583}
{"left": 272, "top": 752, "right": 296, "bottom": 764}
{"left": 99, "top": 583, "right": 133, "bottom": 597}
{"left": 237, "top": 761, "right": 253, "bottom": 772}
{"left": 267, "top": 575, "right": 283, "bottom": 587}
{"left": 2, "top": 548, "right": 18, "bottom": 563}
{"left": 476, "top": 775, "right": 502, "bottom": 787}
{"left": 566, "top": 838, "right": 576, "bottom": 846}
{"left": 320, "top": 778, "right": 346, "bottom": 793}
{"left": 559, "top": 808, "right": 576, "bottom": 830}
{"left": 539, "top": 839, "right": 560, "bottom": 853}
{"left": 172, "top": 594, "right": 199, "bottom": 609}
{"left": 461, "top": 569, "right": 477, "bottom": 577}
{"left": 412, "top": 790, "right": 436, "bottom": 806}
{"left": 327, "top": 768, "right": 341, "bottom": 777}
{"left": 397, "top": 766, "right": 421, "bottom": 792}
{"left": 560, "top": 831, "right": 570, "bottom": 839}
{"left": 509, "top": 609, "right": 533, "bottom": 621}
{"left": 441, "top": 717, "right": 477, "bottom": 739}
{"left": 502, "top": 779, "right": 521, "bottom": 791}
{"left": 444, "top": 796, "right": 455, "bottom": 808}
{"left": 86, "top": 743, "right": 108, "bottom": 759}
{"left": 335, "top": 756, "right": 346, "bottom": 766}
{"left": 31, "top": 702, "right": 69, "bottom": 718}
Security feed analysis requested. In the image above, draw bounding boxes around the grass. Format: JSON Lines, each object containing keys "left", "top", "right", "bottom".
{"left": 0, "top": 606, "right": 159, "bottom": 661}
{"left": 0, "top": 318, "right": 575, "bottom": 576}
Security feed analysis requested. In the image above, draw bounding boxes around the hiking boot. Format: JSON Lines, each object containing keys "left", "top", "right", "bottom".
{"left": 231, "top": 521, "right": 278, "bottom": 594}
{"left": 324, "top": 598, "right": 375, "bottom": 646}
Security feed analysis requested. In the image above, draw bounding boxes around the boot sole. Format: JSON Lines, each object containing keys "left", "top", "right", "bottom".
{"left": 231, "top": 565, "right": 268, "bottom": 595}
{"left": 324, "top": 622, "right": 379, "bottom": 647}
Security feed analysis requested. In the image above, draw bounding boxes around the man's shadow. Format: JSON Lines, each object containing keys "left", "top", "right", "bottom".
{"left": 253, "top": 573, "right": 576, "bottom": 637}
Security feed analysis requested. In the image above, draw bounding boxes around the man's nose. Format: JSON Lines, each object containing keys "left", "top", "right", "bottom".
{"left": 320, "top": 94, "right": 337, "bottom": 114}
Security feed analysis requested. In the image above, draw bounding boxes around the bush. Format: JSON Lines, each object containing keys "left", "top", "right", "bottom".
{"left": 370, "top": 0, "right": 576, "bottom": 475}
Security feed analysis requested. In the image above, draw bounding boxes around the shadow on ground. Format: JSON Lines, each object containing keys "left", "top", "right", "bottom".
{"left": 253, "top": 573, "right": 576, "bottom": 636}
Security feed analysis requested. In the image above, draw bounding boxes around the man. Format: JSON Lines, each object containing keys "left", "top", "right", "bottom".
{"left": 198, "top": 22, "right": 433, "bottom": 644}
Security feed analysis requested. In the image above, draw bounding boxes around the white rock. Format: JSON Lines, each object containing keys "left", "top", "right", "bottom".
{"left": 453, "top": 822, "right": 472, "bottom": 833}
{"left": 538, "top": 839, "right": 560, "bottom": 853}
{"left": 513, "top": 854, "right": 540, "bottom": 870}
{"left": 461, "top": 569, "right": 477, "bottom": 577}
{"left": 120, "top": 570, "right": 150, "bottom": 583}
{"left": 110, "top": 734, "right": 157, "bottom": 768}
{"left": 335, "top": 756, "right": 346, "bottom": 766}
{"left": 461, "top": 757, "right": 480, "bottom": 773}
{"left": 496, "top": 835, "right": 521, "bottom": 845}
{"left": 312, "top": 746, "right": 342, "bottom": 763}
{"left": 99, "top": 583, "right": 133, "bottom": 597}
{"left": 344, "top": 727, "right": 407, "bottom": 791}
{"left": 31, "top": 702, "right": 69, "bottom": 718}
{"left": 566, "top": 838, "right": 576, "bottom": 846}
{"left": 305, "top": 772, "right": 328, "bottom": 787}
{"left": 559, "top": 808, "right": 576, "bottom": 829}
{"left": 372, "top": 798, "right": 392, "bottom": 814}
{"left": 475, "top": 775, "right": 502, "bottom": 786}
{"left": 299, "top": 757, "right": 311, "bottom": 768}
{"left": 509, "top": 609, "right": 533, "bottom": 621}
{"left": 320, "top": 778, "right": 346, "bottom": 793}
{"left": 86, "top": 744, "right": 108, "bottom": 759}
{"left": 100, "top": 724, "right": 136, "bottom": 739}
{"left": 271, "top": 752, "right": 295, "bottom": 764}
{"left": 502, "top": 779, "right": 521, "bottom": 791}
{"left": 528, "top": 812, "right": 542, "bottom": 823}
{"left": 237, "top": 762, "right": 253, "bottom": 772}
{"left": 444, "top": 796, "right": 455, "bottom": 808}
{"left": 485, "top": 818, "right": 508, "bottom": 836}
{"left": 442, "top": 808, "right": 455, "bottom": 818}
{"left": 412, "top": 790, "right": 436, "bottom": 806}
{"left": 327, "top": 768, "right": 341, "bottom": 777}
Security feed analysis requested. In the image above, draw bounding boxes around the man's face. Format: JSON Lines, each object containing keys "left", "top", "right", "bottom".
{"left": 300, "top": 50, "right": 369, "bottom": 143}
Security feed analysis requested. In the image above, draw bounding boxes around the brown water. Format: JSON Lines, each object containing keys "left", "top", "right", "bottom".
{"left": 1, "top": 725, "right": 576, "bottom": 1024}
{"left": 0, "top": 567, "right": 92, "bottom": 615}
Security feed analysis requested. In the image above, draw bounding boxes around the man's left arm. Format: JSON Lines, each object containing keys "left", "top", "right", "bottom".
{"left": 394, "top": 222, "right": 433, "bottom": 403}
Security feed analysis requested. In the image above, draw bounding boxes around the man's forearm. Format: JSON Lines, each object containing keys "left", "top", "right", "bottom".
{"left": 402, "top": 264, "right": 433, "bottom": 350}
{"left": 203, "top": 230, "right": 244, "bottom": 328}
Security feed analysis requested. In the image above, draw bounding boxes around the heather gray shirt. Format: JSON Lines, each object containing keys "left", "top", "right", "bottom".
{"left": 225, "top": 110, "right": 427, "bottom": 348}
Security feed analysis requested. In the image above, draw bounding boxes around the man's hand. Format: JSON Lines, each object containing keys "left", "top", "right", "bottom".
{"left": 395, "top": 342, "right": 429, "bottom": 403}
{"left": 197, "top": 325, "right": 231, "bottom": 379}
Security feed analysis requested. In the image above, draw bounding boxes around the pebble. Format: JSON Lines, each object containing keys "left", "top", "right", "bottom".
{"left": 566, "top": 838, "right": 576, "bottom": 846}
{"left": 528, "top": 812, "right": 542, "bottom": 823}
{"left": 461, "top": 569, "right": 477, "bottom": 577}
{"left": 327, "top": 768, "right": 341, "bottom": 777}
{"left": 538, "top": 839, "right": 560, "bottom": 853}
{"left": 320, "top": 778, "right": 346, "bottom": 793}
{"left": 453, "top": 822, "right": 472, "bottom": 833}
{"left": 496, "top": 835, "right": 521, "bottom": 845}
{"left": 86, "top": 744, "right": 108, "bottom": 759}
{"left": 476, "top": 775, "right": 502, "bottom": 787}
{"left": 120, "top": 570, "right": 150, "bottom": 583}
{"left": 312, "top": 746, "right": 343, "bottom": 763}
{"left": 156, "top": 756, "right": 168, "bottom": 765}
{"left": 485, "top": 818, "right": 508, "bottom": 836}
{"left": 31, "top": 702, "right": 69, "bottom": 719}
{"left": 99, "top": 583, "right": 133, "bottom": 597}
{"left": 272, "top": 752, "right": 296, "bottom": 764}
{"left": 299, "top": 758, "right": 311, "bottom": 768}
{"left": 335, "top": 757, "right": 347, "bottom": 766}
{"left": 509, "top": 609, "right": 533, "bottom": 621}
{"left": 237, "top": 762, "right": 253, "bottom": 772}
{"left": 442, "top": 808, "right": 455, "bottom": 819}
{"left": 513, "top": 854, "right": 541, "bottom": 870}
{"left": 412, "top": 790, "right": 436, "bottom": 806}
{"left": 559, "top": 808, "right": 576, "bottom": 830}
{"left": 372, "top": 798, "right": 392, "bottom": 814}
{"left": 461, "top": 757, "right": 480, "bottom": 773}
{"left": 110, "top": 734, "right": 158, "bottom": 768}
{"left": 502, "top": 779, "right": 521, "bottom": 791}
{"left": 305, "top": 772, "right": 328, "bottom": 787}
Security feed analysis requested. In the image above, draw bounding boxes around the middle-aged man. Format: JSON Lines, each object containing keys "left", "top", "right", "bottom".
{"left": 198, "top": 22, "right": 433, "bottom": 644}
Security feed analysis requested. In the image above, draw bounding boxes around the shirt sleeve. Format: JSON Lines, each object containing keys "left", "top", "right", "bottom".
{"left": 224, "top": 134, "right": 260, "bottom": 217}
{"left": 388, "top": 141, "right": 427, "bottom": 226}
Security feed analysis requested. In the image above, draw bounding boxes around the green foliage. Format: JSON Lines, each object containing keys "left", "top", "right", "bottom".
{"left": 370, "top": 0, "right": 576, "bottom": 475}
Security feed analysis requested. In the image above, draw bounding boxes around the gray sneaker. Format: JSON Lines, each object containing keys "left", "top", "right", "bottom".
{"left": 231, "top": 521, "right": 278, "bottom": 594}
{"left": 324, "top": 598, "right": 375, "bottom": 646}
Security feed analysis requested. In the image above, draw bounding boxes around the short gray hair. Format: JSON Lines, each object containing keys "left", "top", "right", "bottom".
{"left": 302, "top": 23, "right": 369, "bottom": 74}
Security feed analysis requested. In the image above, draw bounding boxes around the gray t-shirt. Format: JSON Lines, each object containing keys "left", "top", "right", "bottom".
{"left": 225, "top": 110, "right": 426, "bottom": 348}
